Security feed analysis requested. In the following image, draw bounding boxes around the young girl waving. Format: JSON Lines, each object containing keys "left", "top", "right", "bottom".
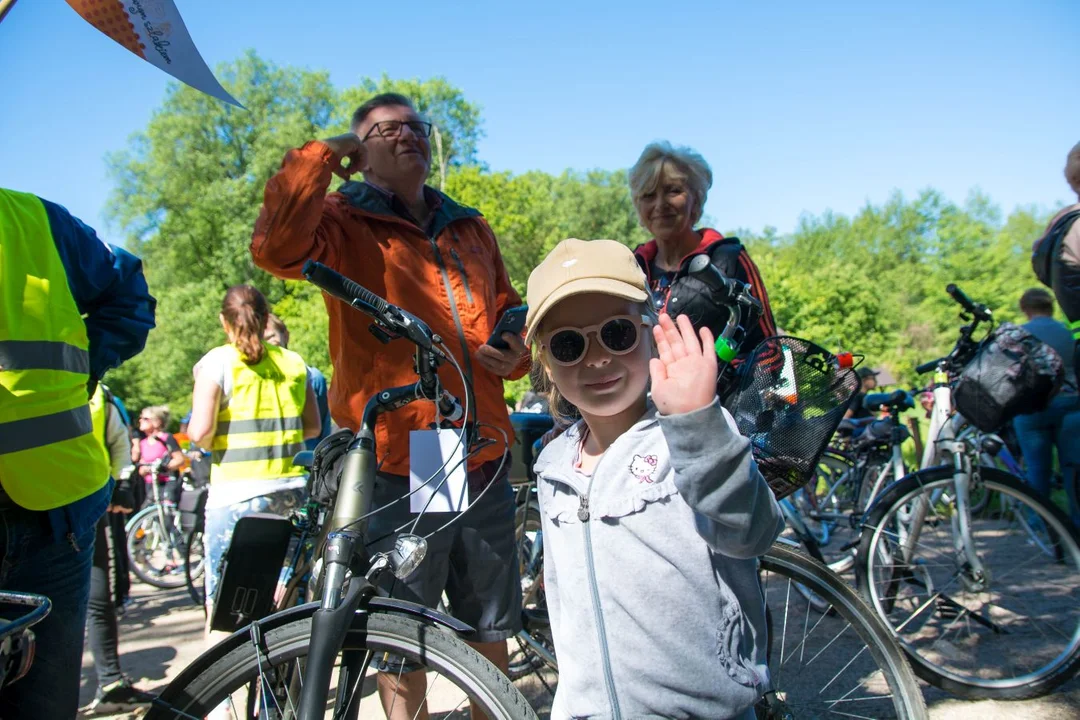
{"left": 525, "top": 238, "right": 784, "bottom": 720}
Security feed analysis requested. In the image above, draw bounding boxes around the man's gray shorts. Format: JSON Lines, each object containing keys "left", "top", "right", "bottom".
{"left": 365, "top": 456, "right": 522, "bottom": 661}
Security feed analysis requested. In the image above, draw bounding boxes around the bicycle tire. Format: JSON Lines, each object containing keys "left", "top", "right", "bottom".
{"left": 126, "top": 505, "right": 187, "bottom": 589}
{"left": 855, "top": 465, "right": 1080, "bottom": 699}
{"left": 761, "top": 544, "right": 928, "bottom": 720}
{"left": 145, "top": 605, "right": 537, "bottom": 719}
{"left": 184, "top": 527, "right": 205, "bottom": 608}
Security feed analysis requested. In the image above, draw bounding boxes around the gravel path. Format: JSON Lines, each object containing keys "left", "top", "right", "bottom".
{"left": 79, "top": 583, "right": 1079, "bottom": 719}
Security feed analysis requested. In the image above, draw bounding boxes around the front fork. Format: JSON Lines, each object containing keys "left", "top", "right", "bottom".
{"left": 898, "top": 445, "right": 987, "bottom": 588}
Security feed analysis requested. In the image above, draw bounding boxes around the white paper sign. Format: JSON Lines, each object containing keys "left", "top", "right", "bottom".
{"left": 410, "top": 429, "right": 468, "bottom": 514}
{"left": 66, "top": 0, "right": 243, "bottom": 107}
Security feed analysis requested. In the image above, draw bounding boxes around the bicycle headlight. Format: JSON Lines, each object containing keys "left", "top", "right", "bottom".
{"left": 388, "top": 534, "right": 427, "bottom": 579}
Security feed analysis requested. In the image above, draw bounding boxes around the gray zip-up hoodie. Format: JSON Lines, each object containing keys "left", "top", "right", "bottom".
{"left": 535, "top": 398, "right": 784, "bottom": 720}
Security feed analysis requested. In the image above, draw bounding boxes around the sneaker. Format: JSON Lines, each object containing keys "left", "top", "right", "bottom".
{"left": 81, "top": 677, "right": 155, "bottom": 715}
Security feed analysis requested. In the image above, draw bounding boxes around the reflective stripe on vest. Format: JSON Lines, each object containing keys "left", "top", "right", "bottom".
{"left": 210, "top": 343, "right": 307, "bottom": 484}
{"left": 0, "top": 189, "right": 110, "bottom": 510}
{"left": 1070, "top": 318, "right": 1080, "bottom": 340}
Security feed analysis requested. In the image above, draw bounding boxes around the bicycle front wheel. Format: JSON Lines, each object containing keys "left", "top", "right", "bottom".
{"left": 127, "top": 505, "right": 187, "bottom": 589}
{"left": 856, "top": 466, "right": 1080, "bottom": 699}
{"left": 146, "top": 605, "right": 537, "bottom": 719}
{"left": 760, "top": 543, "right": 928, "bottom": 719}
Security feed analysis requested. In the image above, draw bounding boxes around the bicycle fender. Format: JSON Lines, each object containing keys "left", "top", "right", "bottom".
{"left": 365, "top": 596, "right": 476, "bottom": 636}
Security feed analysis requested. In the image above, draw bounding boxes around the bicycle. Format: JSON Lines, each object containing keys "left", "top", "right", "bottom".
{"left": 854, "top": 283, "right": 1080, "bottom": 699}
{"left": 0, "top": 592, "right": 50, "bottom": 693}
{"left": 506, "top": 413, "right": 558, "bottom": 683}
{"left": 180, "top": 462, "right": 209, "bottom": 607}
{"left": 126, "top": 460, "right": 196, "bottom": 590}
{"left": 146, "top": 260, "right": 536, "bottom": 719}
{"left": 784, "top": 390, "right": 915, "bottom": 575}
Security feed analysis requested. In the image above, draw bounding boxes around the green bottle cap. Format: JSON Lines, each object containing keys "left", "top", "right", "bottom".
{"left": 715, "top": 337, "right": 737, "bottom": 362}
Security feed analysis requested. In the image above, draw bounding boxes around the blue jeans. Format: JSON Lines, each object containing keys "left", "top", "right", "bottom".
{"left": 1013, "top": 394, "right": 1080, "bottom": 527}
{"left": 0, "top": 506, "right": 96, "bottom": 720}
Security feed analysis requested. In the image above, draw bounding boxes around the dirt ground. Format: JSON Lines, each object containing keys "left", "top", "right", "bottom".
{"left": 80, "top": 583, "right": 1080, "bottom": 719}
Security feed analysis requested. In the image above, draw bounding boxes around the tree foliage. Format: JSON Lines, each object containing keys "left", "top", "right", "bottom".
{"left": 102, "top": 51, "right": 1056, "bottom": 419}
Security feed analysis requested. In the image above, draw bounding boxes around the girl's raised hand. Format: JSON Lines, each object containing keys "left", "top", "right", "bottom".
{"left": 649, "top": 313, "right": 718, "bottom": 415}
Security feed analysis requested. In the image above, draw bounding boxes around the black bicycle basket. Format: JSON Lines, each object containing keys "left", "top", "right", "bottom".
{"left": 723, "top": 336, "right": 860, "bottom": 499}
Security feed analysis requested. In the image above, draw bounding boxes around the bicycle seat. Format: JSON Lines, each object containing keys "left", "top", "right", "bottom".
{"left": 292, "top": 450, "right": 314, "bottom": 470}
{"left": 863, "top": 390, "right": 913, "bottom": 412}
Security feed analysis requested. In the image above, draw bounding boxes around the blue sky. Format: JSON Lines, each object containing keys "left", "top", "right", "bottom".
{"left": 1, "top": 0, "right": 1076, "bottom": 243}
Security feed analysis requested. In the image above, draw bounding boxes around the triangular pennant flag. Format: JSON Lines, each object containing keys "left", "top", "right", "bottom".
{"left": 65, "top": 0, "right": 242, "bottom": 107}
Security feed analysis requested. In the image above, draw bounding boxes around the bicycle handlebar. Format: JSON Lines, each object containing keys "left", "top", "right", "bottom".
{"left": 0, "top": 591, "right": 51, "bottom": 642}
{"left": 915, "top": 359, "right": 942, "bottom": 375}
{"left": 303, "top": 260, "right": 441, "bottom": 355}
{"left": 303, "top": 259, "right": 389, "bottom": 317}
{"left": 301, "top": 260, "right": 463, "bottom": 422}
{"left": 946, "top": 283, "right": 992, "bottom": 322}
{"left": 686, "top": 254, "right": 763, "bottom": 314}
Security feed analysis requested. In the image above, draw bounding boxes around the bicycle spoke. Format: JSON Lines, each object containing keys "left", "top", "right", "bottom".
{"left": 819, "top": 644, "right": 868, "bottom": 695}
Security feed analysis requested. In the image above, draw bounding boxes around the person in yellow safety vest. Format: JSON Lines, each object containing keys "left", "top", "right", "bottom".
{"left": 0, "top": 188, "right": 154, "bottom": 720}
{"left": 186, "top": 284, "right": 320, "bottom": 637}
{"left": 82, "top": 385, "right": 156, "bottom": 715}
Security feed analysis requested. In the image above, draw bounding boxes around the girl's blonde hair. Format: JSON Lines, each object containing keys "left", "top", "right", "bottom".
{"left": 532, "top": 301, "right": 659, "bottom": 426}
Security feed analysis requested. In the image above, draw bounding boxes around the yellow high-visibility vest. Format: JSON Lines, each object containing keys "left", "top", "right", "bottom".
{"left": 210, "top": 343, "right": 307, "bottom": 483}
{"left": 0, "top": 189, "right": 110, "bottom": 510}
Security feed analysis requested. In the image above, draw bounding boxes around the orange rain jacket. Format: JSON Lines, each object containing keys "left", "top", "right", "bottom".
{"left": 251, "top": 141, "right": 526, "bottom": 476}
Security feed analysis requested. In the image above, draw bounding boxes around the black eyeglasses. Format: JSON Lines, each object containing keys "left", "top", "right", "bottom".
{"left": 362, "top": 120, "right": 433, "bottom": 141}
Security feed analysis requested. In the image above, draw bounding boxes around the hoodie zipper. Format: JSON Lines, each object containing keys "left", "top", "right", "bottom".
{"left": 578, "top": 470, "right": 623, "bottom": 719}
{"left": 449, "top": 248, "right": 474, "bottom": 305}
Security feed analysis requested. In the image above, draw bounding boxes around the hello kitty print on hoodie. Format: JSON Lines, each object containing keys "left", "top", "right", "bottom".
{"left": 630, "top": 454, "right": 659, "bottom": 483}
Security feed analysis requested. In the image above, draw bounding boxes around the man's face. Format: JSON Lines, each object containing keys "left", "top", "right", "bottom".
{"left": 356, "top": 105, "right": 431, "bottom": 186}
{"left": 863, "top": 376, "right": 878, "bottom": 392}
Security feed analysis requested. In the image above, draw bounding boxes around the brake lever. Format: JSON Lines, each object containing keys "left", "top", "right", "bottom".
{"left": 369, "top": 323, "right": 398, "bottom": 345}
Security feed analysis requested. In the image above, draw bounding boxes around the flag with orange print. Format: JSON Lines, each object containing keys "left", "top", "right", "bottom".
{"left": 64, "top": 0, "right": 242, "bottom": 107}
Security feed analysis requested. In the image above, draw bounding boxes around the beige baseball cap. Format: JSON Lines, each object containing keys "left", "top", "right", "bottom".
{"left": 525, "top": 238, "right": 649, "bottom": 345}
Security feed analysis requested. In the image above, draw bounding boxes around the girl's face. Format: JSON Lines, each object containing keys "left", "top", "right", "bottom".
{"left": 540, "top": 293, "right": 652, "bottom": 420}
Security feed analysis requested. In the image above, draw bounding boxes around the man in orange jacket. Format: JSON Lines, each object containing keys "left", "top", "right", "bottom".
{"left": 251, "top": 93, "right": 527, "bottom": 718}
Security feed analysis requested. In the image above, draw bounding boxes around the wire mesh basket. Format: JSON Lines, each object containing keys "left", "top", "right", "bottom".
{"left": 723, "top": 336, "right": 860, "bottom": 499}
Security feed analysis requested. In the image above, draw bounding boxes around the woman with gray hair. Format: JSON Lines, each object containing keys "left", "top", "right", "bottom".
{"left": 628, "top": 141, "right": 776, "bottom": 360}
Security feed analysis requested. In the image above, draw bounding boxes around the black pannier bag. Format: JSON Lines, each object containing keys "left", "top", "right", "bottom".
{"left": 952, "top": 322, "right": 1064, "bottom": 432}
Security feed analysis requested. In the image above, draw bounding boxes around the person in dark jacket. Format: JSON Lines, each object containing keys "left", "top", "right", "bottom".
{"left": 628, "top": 142, "right": 777, "bottom": 362}
{"left": 0, "top": 189, "right": 155, "bottom": 720}
{"left": 1033, "top": 142, "right": 1080, "bottom": 379}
